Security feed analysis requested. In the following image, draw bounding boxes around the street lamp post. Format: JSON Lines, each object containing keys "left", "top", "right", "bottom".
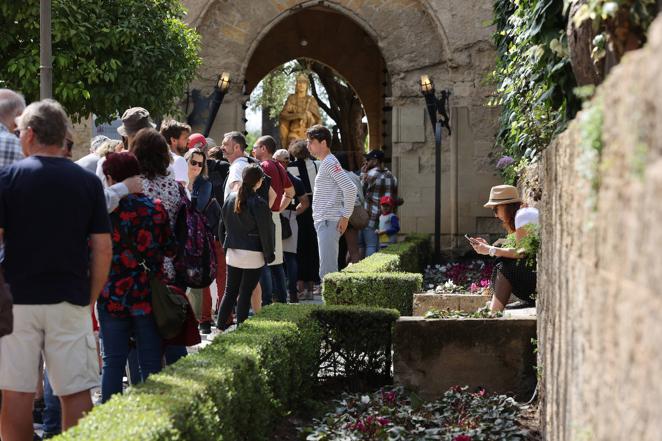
{"left": 419, "top": 75, "right": 451, "bottom": 261}
{"left": 40, "top": 0, "right": 53, "bottom": 99}
{"left": 203, "top": 72, "right": 231, "bottom": 137}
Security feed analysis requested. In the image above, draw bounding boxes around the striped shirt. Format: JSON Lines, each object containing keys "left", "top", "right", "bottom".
{"left": 0, "top": 123, "right": 23, "bottom": 168}
{"left": 312, "top": 154, "right": 357, "bottom": 224}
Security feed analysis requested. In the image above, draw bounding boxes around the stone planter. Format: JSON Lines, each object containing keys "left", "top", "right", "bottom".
{"left": 413, "top": 291, "right": 491, "bottom": 315}
{"left": 393, "top": 315, "right": 536, "bottom": 401}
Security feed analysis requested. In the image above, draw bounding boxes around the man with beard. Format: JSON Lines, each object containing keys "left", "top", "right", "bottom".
{"left": 160, "top": 120, "right": 191, "bottom": 186}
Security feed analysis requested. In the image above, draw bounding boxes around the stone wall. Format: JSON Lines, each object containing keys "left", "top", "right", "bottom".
{"left": 538, "top": 16, "right": 662, "bottom": 441}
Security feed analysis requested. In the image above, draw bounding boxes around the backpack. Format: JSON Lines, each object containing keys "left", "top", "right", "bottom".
{"left": 173, "top": 186, "right": 217, "bottom": 288}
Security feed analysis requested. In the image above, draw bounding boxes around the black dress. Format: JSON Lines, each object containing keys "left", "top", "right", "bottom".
{"left": 289, "top": 159, "right": 320, "bottom": 283}
{"left": 491, "top": 257, "right": 537, "bottom": 302}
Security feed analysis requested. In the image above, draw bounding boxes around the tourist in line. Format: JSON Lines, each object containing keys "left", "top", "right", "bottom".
{"left": 160, "top": 120, "right": 191, "bottom": 186}
{"left": 132, "top": 127, "right": 199, "bottom": 363}
{"left": 361, "top": 149, "right": 397, "bottom": 257}
{"left": 306, "top": 125, "right": 357, "bottom": 281}
{"left": 287, "top": 140, "right": 320, "bottom": 298}
{"left": 98, "top": 152, "right": 176, "bottom": 402}
{"left": 273, "top": 148, "right": 309, "bottom": 303}
{"left": 217, "top": 164, "right": 275, "bottom": 329}
{"left": 377, "top": 195, "right": 400, "bottom": 248}
{"left": 468, "top": 185, "right": 539, "bottom": 312}
{"left": 0, "top": 88, "right": 25, "bottom": 168}
{"left": 0, "top": 99, "right": 112, "bottom": 440}
{"left": 184, "top": 147, "right": 222, "bottom": 334}
{"left": 252, "top": 135, "right": 294, "bottom": 305}
{"left": 75, "top": 135, "right": 109, "bottom": 173}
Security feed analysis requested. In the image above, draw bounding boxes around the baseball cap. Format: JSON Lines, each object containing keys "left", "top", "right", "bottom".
{"left": 117, "top": 107, "right": 155, "bottom": 137}
{"left": 364, "top": 150, "right": 385, "bottom": 161}
{"left": 187, "top": 133, "right": 207, "bottom": 149}
{"left": 380, "top": 195, "right": 395, "bottom": 206}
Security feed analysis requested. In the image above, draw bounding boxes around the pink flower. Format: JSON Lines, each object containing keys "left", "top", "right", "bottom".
{"left": 377, "top": 417, "right": 391, "bottom": 426}
{"left": 469, "top": 283, "right": 479, "bottom": 293}
{"left": 480, "top": 279, "right": 490, "bottom": 288}
{"left": 453, "top": 435, "right": 472, "bottom": 441}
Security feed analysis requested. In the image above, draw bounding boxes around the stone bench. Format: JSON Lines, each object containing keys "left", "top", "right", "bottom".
{"left": 413, "top": 292, "right": 491, "bottom": 315}
{"left": 393, "top": 314, "right": 537, "bottom": 401}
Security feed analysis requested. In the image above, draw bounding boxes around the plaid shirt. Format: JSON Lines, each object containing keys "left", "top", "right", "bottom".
{"left": 0, "top": 123, "right": 23, "bottom": 168}
{"left": 362, "top": 166, "right": 397, "bottom": 229}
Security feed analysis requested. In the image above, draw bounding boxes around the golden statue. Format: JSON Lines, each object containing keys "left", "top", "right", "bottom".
{"left": 279, "top": 73, "right": 321, "bottom": 145}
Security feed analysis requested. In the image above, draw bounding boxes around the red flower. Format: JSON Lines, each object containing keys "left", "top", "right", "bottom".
{"left": 119, "top": 250, "right": 137, "bottom": 268}
{"left": 453, "top": 435, "right": 472, "bottom": 441}
{"left": 136, "top": 230, "right": 153, "bottom": 252}
{"left": 114, "top": 276, "right": 133, "bottom": 295}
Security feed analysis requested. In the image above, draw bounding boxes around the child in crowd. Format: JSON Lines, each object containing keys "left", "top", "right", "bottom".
{"left": 377, "top": 195, "right": 400, "bottom": 248}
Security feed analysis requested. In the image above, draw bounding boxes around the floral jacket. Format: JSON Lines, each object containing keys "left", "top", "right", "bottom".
{"left": 98, "top": 194, "right": 176, "bottom": 318}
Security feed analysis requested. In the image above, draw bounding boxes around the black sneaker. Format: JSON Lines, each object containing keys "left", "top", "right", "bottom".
{"left": 505, "top": 300, "right": 535, "bottom": 310}
{"left": 199, "top": 321, "right": 212, "bottom": 335}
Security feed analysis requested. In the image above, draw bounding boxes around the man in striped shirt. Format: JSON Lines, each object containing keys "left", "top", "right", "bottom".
{"left": 307, "top": 125, "right": 357, "bottom": 281}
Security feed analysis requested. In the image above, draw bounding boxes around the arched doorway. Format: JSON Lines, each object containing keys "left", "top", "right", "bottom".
{"left": 248, "top": 59, "right": 371, "bottom": 170}
{"left": 243, "top": 5, "right": 390, "bottom": 157}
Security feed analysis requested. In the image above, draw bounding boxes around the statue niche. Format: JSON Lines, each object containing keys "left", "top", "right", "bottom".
{"left": 279, "top": 73, "right": 321, "bottom": 145}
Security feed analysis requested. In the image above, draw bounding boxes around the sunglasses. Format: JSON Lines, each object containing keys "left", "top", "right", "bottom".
{"left": 189, "top": 159, "right": 204, "bottom": 167}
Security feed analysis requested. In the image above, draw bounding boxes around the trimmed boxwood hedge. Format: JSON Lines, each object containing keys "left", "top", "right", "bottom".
{"left": 54, "top": 304, "right": 398, "bottom": 441}
{"left": 322, "top": 272, "right": 422, "bottom": 315}
{"left": 323, "top": 234, "right": 429, "bottom": 314}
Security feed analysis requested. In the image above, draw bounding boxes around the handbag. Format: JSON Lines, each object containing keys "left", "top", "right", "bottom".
{"left": 280, "top": 213, "right": 293, "bottom": 239}
{"left": 149, "top": 275, "right": 188, "bottom": 340}
{"left": 0, "top": 269, "right": 13, "bottom": 338}
{"left": 349, "top": 204, "right": 370, "bottom": 229}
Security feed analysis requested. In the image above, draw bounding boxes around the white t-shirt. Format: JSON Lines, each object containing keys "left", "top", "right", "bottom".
{"left": 515, "top": 207, "right": 539, "bottom": 230}
{"left": 169, "top": 152, "right": 189, "bottom": 185}
{"left": 224, "top": 157, "right": 250, "bottom": 201}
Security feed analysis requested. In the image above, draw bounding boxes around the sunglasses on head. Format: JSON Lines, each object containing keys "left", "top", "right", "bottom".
{"left": 189, "top": 159, "right": 204, "bottom": 167}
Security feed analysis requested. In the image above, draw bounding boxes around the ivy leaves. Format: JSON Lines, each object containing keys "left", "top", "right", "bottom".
{"left": 490, "top": 0, "right": 580, "bottom": 183}
{"left": 0, "top": 0, "right": 201, "bottom": 123}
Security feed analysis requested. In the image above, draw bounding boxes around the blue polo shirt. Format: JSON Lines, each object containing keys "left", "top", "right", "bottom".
{"left": 0, "top": 156, "right": 111, "bottom": 306}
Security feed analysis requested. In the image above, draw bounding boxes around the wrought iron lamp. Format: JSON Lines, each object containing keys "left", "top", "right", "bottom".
{"left": 203, "top": 71, "right": 231, "bottom": 137}
{"left": 419, "top": 75, "right": 451, "bottom": 260}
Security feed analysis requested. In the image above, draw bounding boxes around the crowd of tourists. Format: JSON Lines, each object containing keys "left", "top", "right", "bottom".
{"left": 0, "top": 86, "right": 537, "bottom": 441}
{"left": 0, "top": 88, "right": 401, "bottom": 441}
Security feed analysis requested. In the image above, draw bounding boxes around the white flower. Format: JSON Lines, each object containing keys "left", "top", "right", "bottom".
{"left": 361, "top": 395, "right": 370, "bottom": 404}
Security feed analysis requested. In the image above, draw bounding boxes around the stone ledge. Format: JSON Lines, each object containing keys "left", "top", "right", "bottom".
{"left": 413, "top": 292, "right": 491, "bottom": 315}
{"left": 393, "top": 316, "right": 537, "bottom": 401}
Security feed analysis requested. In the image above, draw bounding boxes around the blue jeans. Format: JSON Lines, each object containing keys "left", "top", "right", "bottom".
{"left": 98, "top": 309, "right": 163, "bottom": 403}
{"left": 315, "top": 220, "right": 341, "bottom": 281}
{"left": 164, "top": 345, "right": 187, "bottom": 365}
{"left": 260, "top": 264, "right": 288, "bottom": 305}
{"left": 363, "top": 226, "right": 379, "bottom": 257}
{"left": 283, "top": 252, "right": 298, "bottom": 302}
{"left": 43, "top": 370, "right": 61, "bottom": 436}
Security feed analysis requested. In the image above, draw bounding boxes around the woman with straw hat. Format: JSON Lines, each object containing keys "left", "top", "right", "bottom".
{"left": 467, "top": 185, "right": 539, "bottom": 312}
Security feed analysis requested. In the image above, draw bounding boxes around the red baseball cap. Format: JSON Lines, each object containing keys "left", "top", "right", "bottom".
{"left": 380, "top": 196, "right": 395, "bottom": 206}
{"left": 187, "top": 133, "right": 207, "bottom": 150}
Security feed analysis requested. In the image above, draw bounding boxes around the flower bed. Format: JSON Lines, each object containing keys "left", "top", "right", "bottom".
{"left": 302, "top": 386, "right": 530, "bottom": 440}
{"left": 424, "top": 260, "right": 494, "bottom": 294}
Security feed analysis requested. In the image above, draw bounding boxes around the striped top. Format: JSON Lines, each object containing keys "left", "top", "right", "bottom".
{"left": 312, "top": 154, "right": 357, "bottom": 224}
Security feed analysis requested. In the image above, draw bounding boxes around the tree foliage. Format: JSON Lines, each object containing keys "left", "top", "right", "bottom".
{"left": 0, "top": 0, "right": 201, "bottom": 122}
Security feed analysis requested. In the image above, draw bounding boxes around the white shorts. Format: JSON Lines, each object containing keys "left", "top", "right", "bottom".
{"left": 0, "top": 302, "right": 99, "bottom": 396}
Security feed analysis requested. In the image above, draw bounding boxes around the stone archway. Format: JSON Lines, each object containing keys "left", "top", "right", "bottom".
{"left": 184, "top": 0, "right": 502, "bottom": 244}
{"left": 243, "top": 6, "right": 388, "bottom": 154}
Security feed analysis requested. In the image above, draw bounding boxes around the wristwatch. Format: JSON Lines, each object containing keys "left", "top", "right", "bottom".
{"left": 488, "top": 246, "right": 497, "bottom": 257}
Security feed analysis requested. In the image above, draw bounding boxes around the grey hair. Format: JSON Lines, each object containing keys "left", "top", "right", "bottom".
{"left": 17, "top": 99, "right": 69, "bottom": 147}
{"left": 273, "top": 148, "right": 290, "bottom": 162}
{"left": 0, "top": 89, "right": 26, "bottom": 122}
{"left": 223, "top": 131, "right": 246, "bottom": 151}
{"left": 90, "top": 135, "right": 110, "bottom": 153}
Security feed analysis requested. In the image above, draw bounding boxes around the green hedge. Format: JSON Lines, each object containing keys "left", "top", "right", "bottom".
{"left": 323, "top": 234, "right": 429, "bottom": 314}
{"left": 54, "top": 304, "right": 397, "bottom": 441}
{"left": 322, "top": 272, "right": 422, "bottom": 315}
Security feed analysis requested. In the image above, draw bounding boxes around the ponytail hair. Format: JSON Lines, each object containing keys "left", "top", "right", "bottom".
{"left": 234, "top": 163, "right": 264, "bottom": 214}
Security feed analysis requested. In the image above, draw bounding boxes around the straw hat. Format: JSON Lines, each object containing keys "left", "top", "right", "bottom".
{"left": 483, "top": 185, "right": 521, "bottom": 207}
